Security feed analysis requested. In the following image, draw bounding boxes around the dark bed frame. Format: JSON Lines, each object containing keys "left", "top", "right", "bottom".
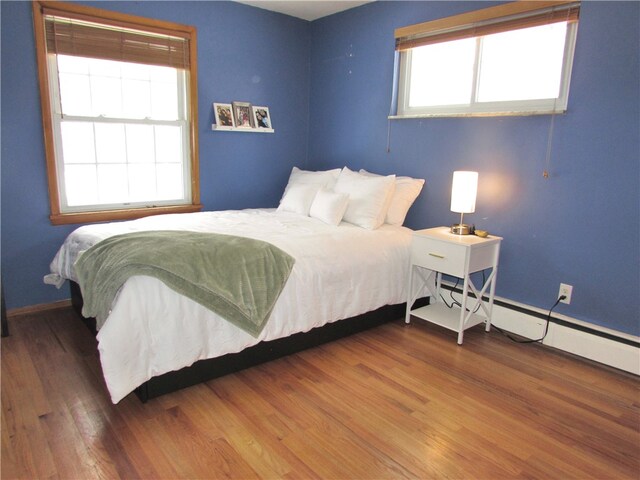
{"left": 70, "top": 281, "right": 427, "bottom": 402}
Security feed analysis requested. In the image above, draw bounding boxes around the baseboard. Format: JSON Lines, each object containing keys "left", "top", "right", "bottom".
{"left": 7, "top": 299, "right": 72, "bottom": 318}
{"left": 441, "top": 281, "right": 639, "bottom": 375}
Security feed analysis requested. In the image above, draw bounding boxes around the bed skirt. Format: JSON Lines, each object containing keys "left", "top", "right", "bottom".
{"left": 70, "top": 281, "right": 427, "bottom": 402}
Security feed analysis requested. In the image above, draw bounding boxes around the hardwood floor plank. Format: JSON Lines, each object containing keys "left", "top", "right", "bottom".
{"left": 1, "top": 330, "right": 58, "bottom": 479}
{"left": 38, "top": 408, "right": 104, "bottom": 480}
{"left": 286, "top": 362, "right": 451, "bottom": 477}
{"left": 391, "top": 325, "right": 637, "bottom": 479}
{"left": 2, "top": 309, "right": 638, "bottom": 479}
{"left": 143, "top": 414, "right": 203, "bottom": 478}
{"left": 165, "top": 384, "right": 292, "bottom": 479}
{"left": 112, "top": 400, "right": 181, "bottom": 479}
{"left": 1, "top": 330, "right": 52, "bottom": 418}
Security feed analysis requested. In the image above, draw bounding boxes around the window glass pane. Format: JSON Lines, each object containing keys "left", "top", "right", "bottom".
{"left": 61, "top": 122, "right": 95, "bottom": 164}
{"left": 151, "top": 82, "right": 179, "bottom": 120}
{"left": 155, "top": 126, "right": 182, "bottom": 163}
{"left": 149, "top": 65, "right": 178, "bottom": 83}
{"left": 128, "top": 164, "right": 157, "bottom": 202}
{"left": 122, "top": 78, "right": 151, "bottom": 118}
{"left": 121, "top": 62, "right": 150, "bottom": 81}
{"left": 57, "top": 55, "right": 89, "bottom": 74}
{"left": 97, "top": 164, "right": 128, "bottom": 204}
{"left": 65, "top": 164, "right": 98, "bottom": 206}
{"left": 59, "top": 57, "right": 184, "bottom": 120}
{"left": 89, "top": 58, "right": 122, "bottom": 78}
{"left": 59, "top": 73, "right": 92, "bottom": 116}
{"left": 408, "top": 38, "right": 476, "bottom": 107}
{"left": 95, "top": 123, "right": 126, "bottom": 164}
{"left": 91, "top": 76, "right": 123, "bottom": 117}
{"left": 156, "top": 163, "right": 183, "bottom": 200}
{"left": 477, "top": 22, "right": 568, "bottom": 102}
{"left": 126, "top": 124, "right": 155, "bottom": 163}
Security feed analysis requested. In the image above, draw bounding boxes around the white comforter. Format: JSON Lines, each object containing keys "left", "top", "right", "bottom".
{"left": 47, "top": 209, "right": 413, "bottom": 403}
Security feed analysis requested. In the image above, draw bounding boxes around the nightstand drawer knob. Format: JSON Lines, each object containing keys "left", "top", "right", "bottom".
{"left": 428, "top": 253, "right": 445, "bottom": 259}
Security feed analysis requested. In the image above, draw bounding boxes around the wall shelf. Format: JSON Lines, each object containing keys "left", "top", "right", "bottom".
{"left": 211, "top": 125, "right": 274, "bottom": 133}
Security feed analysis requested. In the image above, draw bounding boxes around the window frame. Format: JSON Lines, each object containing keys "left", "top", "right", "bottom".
{"left": 393, "top": 1, "right": 580, "bottom": 119}
{"left": 32, "top": 1, "right": 201, "bottom": 225}
{"left": 48, "top": 55, "right": 193, "bottom": 213}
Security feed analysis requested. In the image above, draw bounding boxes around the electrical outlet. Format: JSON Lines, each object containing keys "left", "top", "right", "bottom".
{"left": 559, "top": 283, "right": 573, "bottom": 304}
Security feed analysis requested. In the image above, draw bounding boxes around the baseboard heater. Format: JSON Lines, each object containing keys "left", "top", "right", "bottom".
{"left": 439, "top": 282, "right": 638, "bottom": 349}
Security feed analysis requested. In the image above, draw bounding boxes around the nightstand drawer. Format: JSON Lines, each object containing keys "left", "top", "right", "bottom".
{"left": 411, "top": 236, "right": 467, "bottom": 277}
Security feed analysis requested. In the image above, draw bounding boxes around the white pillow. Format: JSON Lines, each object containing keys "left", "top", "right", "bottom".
{"left": 309, "top": 188, "right": 349, "bottom": 226}
{"left": 277, "top": 183, "right": 320, "bottom": 215}
{"left": 359, "top": 169, "right": 425, "bottom": 226}
{"left": 333, "top": 167, "right": 396, "bottom": 229}
{"left": 282, "top": 166, "right": 340, "bottom": 193}
{"left": 278, "top": 167, "right": 342, "bottom": 216}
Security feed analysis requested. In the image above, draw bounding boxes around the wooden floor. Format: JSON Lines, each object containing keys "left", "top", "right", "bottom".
{"left": 2, "top": 307, "right": 639, "bottom": 479}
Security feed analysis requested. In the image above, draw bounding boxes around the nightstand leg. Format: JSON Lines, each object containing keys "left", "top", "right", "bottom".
{"left": 485, "top": 266, "right": 499, "bottom": 332}
{"left": 434, "top": 272, "right": 442, "bottom": 303}
{"left": 457, "top": 276, "right": 470, "bottom": 345}
{"left": 405, "top": 265, "right": 414, "bottom": 324}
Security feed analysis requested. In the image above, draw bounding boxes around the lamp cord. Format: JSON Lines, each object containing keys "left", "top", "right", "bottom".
{"left": 439, "top": 272, "right": 485, "bottom": 314}
{"left": 440, "top": 276, "right": 565, "bottom": 344}
{"left": 492, "top": 296, "right": 565, "bottom": 344}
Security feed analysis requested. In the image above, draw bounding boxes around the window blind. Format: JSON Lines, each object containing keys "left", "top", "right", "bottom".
{"left": 42, "top": 10, "right": 190, "bottom": 69}
{"left": 395, "top": 0, "right": 580, "bottom": 51}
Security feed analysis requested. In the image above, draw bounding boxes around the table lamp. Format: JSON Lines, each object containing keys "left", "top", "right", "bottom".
{"left": 450, "top": 171, "right": 478, "bottom": 235}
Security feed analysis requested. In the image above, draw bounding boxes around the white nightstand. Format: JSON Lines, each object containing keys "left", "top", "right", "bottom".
{"left": 405, "top": 227, "right": 502, "bottom": 344}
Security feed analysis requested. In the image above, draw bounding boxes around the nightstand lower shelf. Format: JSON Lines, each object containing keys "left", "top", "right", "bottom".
{"left": 409, "top": 302, "right": 485, "bottom": 333}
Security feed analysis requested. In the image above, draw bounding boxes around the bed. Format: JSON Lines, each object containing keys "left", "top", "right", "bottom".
{"left": 46, "top": 167, "right": 427, "bottom": 403}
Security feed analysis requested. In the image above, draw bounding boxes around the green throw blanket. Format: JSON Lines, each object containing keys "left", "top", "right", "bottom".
{"left": 74, "top": 231, "right": 295, "bottom": 336}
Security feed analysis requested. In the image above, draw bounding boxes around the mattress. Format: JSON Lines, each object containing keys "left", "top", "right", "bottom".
{"left": 47, "top": 209, "right": 415, "bottom": 403}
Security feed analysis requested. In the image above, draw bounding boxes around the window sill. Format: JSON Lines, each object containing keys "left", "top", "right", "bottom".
{"left": 389, "top": 109, "right": 567, "bottom": 120}
{"left": 50, "top": 204, "right": 203, "bottom": 226}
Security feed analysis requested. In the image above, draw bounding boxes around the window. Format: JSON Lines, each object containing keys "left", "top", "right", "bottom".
{"left": 33, "top": 1, "right": 201, "bottom": 225}
{"left": 394, "top": 1, "right": 580, "bottom": 118}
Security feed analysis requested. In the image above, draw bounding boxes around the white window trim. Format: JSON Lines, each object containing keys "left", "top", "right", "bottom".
{"left": 47, "top": 54, "right": 193, "bottom": 214}
{"left": 393, "top": 21, "right": 578, "bottom": 119}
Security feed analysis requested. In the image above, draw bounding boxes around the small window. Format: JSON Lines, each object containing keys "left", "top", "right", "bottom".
{"left": 33, "top": 1, "right": 201, "bottom": 225}
{"left": 394, "top": 1, "right": 580, "bottom": 118}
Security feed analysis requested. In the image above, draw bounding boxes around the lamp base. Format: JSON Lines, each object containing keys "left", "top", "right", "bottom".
{"left": 451, "top": 224, "right": 472, "bottom": 235}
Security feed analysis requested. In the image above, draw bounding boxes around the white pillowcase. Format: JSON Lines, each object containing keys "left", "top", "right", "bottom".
{"left": 309, "top": 188, "right": 350, "bottom": 226}
{"left": 359, "top": 169, "right": 425, "bottom": 226}
{"left": 277, "top": 183, "right": 320, "bottom": 215}
{"left": 278, "top": 167, "right": 341, "bottom": 215}
{"left": 334, "top": 167, "right": 396, "bottom": 230}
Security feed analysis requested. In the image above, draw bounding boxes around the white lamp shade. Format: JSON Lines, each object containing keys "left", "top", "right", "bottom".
{"left": 450, "top": 171, "right": 478, "bottom": 214}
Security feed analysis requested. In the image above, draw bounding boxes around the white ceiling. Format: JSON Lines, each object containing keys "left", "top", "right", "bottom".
{"left": 236, "top": 1, "right": 373, "bottom": 21}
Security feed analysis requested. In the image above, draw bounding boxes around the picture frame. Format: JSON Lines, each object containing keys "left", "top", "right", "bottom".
{"left": 252, "top": 106, "right": 272, "bottom": 129}
{"left": 213, "top": 103, "right": 235, "bottom": 127}
{"left": 232, "top": 101, "right": 254, "bottom": 128}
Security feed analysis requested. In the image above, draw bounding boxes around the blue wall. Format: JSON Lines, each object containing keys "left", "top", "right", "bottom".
{"left": 308, "top": 1, "right": 640, "bottom": 336}
{"left": 2, "top": 1, "right": 639, "bottom": 337}
{"left": 1, "top": 1, "right": 309, "bottom": 310}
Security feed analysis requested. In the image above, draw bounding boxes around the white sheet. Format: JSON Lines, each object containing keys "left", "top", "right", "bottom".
{"left": 48, "top": 209, "right": 413, "bottom": 403}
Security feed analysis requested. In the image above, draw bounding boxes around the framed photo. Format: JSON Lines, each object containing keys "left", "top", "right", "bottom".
{"left": 213, "top": 103, "right": 235, "bottom": 127}
{"left": 252, "top": 106, "right": 272, "bottom": 129}
{"left": 232, "top": 101, "right": 254, "bottom": 128}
